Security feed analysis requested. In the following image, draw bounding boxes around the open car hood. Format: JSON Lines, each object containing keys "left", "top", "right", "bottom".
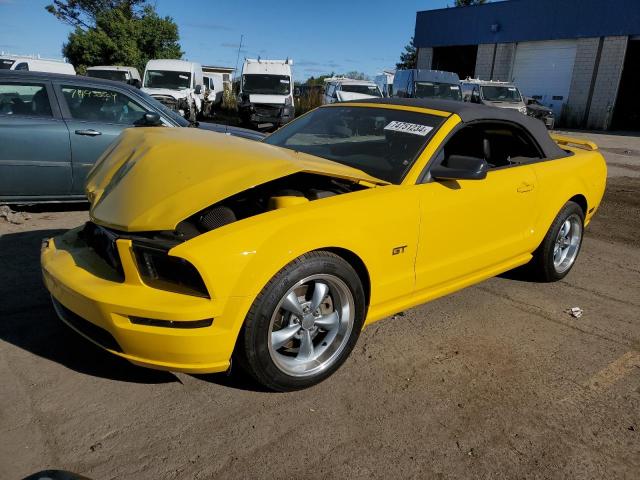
{"left": 85, "top": 128, "right": 388, "bottom": 232}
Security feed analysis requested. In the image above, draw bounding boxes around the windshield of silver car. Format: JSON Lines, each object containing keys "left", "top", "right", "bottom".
{"left": 144, "top": 70, "right": 191, "bottom": 90}
{"left": 264, "top": 106, "right": 444, "bottom": 184}
{"left": 340, "top": 84, "right": 382, "bottom": 97}
{"left": 481, "top": 85, "right": 522, "bottom": 103}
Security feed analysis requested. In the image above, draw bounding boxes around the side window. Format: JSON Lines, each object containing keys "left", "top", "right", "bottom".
{"left": 61, "top": 85, "right": 147, "bottom": 124}
{"left": 440, "top": 122, "right": 542, "bottom": 169}
{"left": 0, "top": 83, "right": 52, "bottom": 116}
{"left": 14, "top": 62, "right": 29, "bottom": 71}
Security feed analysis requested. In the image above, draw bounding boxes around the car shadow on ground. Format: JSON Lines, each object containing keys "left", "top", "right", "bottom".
{"left": 0, "top": 229, "right": 177, "bottom": 384}
{"left": 192, "top": 367, "right": 275, "bottom": 393}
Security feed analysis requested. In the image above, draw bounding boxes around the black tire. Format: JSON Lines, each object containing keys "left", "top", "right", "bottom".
{"left": 235, "top": 251, "right": 366, "bottom": 392}
{"left": 528, "top": 201, "right": 585, "bottom": 282}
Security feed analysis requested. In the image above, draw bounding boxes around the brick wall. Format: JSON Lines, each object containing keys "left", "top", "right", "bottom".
{"left": 417, "top": 47, "right": 433, "bottom": 69}
{"left": 564, "top": 37, "right": 601, "bottom": 127}
{"left": 586, "top": 36, "right": 628, "bottom": 130}
{"left": 474, "top": 44, "right": 496, "bottom": 79}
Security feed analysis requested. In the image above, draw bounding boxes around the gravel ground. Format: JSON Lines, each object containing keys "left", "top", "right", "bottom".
{"left": 1, "top": 132, "right": 639, "bottom": 479}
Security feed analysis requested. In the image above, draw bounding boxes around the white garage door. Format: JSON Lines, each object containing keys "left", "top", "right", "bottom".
{"left": 511, "top": 40, "right": 577, "bottom": 118}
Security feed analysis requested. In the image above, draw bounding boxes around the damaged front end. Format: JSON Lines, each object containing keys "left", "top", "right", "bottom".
{"left": 238, "top": 96, "right": 295, "bottom": 130}
{"left": 84, "top": 127, "right": 386, "bottom": 233}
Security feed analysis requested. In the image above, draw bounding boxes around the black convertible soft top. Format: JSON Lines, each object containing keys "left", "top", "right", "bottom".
{"left": 346, "top": 98, "right": 567, "bottom": 160}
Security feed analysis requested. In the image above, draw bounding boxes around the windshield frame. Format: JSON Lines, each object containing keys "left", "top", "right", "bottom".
{"left": 143, "top": 70, "right": 192, "bottom": 90}
{"left": 242, "top": 74, "right": 291, "bottom": 95}
{"left": 263, "top": 105, "right": 446, "bottom": 184}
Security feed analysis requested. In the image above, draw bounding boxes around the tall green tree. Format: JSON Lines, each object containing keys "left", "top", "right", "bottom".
{"left": 396, "top": 37, "right": 417, "bottom": 70}
{"left": 46, "top": 0, "right": 182, "bottom": 74}
{"left": 454, "top": 0, "right": 487, "bottom": 6}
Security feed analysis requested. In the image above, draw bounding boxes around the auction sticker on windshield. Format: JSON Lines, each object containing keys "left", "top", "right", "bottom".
{"left": 384, "top": 121, "right": 433, "bottom": 136}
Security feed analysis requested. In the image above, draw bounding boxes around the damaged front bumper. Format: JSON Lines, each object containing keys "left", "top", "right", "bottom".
{"left": 40, "top": 227, "right": 247, "bottom": 373}
{"left": 239, "top": 103, "right": 295, "bottom": 129}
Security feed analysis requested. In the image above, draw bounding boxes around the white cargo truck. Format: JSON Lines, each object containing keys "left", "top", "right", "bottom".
{"left": 237, "top": 58, "right": 295, "bottom": 130}
{"left": 142, "top": 59, "right": 204, "bottom": 122}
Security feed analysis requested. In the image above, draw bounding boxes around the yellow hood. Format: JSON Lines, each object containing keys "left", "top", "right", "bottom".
{"left": 86, "top": 127, "right": 387, "bottom": 232}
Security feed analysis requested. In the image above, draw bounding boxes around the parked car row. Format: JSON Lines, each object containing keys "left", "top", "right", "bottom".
{"left": 0, "top": 55, "right": 227, "bottom": 123}
{"left": 0, "top": 70, "right": 263, "bottom": 204}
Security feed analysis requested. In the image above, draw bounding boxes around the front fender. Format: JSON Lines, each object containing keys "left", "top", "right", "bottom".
{"left": 171, "top": 185, "right": 420, "bottom": 316}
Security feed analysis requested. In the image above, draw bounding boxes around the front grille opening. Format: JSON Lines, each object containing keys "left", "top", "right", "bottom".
{"left": 130, "top": 316, "right": 213, "bottom": 329}
{"left": 52, "top": 298, "right": 123, "bottom": 352}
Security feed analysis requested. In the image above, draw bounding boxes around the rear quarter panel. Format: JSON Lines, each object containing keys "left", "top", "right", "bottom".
{"left": 529, "top": 146, "right": 607, "bottom": 250}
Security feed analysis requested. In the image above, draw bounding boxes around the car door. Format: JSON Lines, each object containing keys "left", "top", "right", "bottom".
{"left": 0, "top": 79, "right": 72, "bottom": 199}
{"left": 54, "top": 81, "right": 151, "bottom": 194}
{"left": 414, "top": 121, "right": 541, "bottom": 293}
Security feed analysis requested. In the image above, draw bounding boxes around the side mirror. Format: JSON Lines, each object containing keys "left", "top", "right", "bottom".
{"left": 430, "top": 155, "right": 488, "bottom": 181}
{"left": 136, "top": 111, "right": 163, "bottom": 126}
{"left": 195, "top": 84, "right": 202, "bottom": 95}
{"left": 129, "top": 79, "right": 141, "bottom": 89}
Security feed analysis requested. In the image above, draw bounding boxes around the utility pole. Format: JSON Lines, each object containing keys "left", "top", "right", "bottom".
{"left": 234, "top": 34, "right": 244, "bottom": 81}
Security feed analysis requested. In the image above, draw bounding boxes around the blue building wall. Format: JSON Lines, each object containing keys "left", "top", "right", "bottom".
{"left": 414, "top": 0, "right": 640, "bottom": 48}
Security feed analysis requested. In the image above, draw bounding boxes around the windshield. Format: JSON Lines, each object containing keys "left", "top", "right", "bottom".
{"left": 415, "top": 82, "right": 462, "bottom": 101}
{"left": 481, "top": 85, "right": 522, "bottom": 103}
{"left": 144, "top": 70, "right": 191, "bottom": 90}
{"left": 264, "top": 106, "right": 444, "bottom": 184}
{"left": 243, "top": 74, "right": 290, "bottom": 95}
{"left": 87, "top": 70, "right": 127, "bottom": 81}
{"left": 135, "top": 89, "right": 190, "bottom": 127}
{"left": 341, "top": 84, "right": 382, "bottom": 97}
{"left": 0, "top": 59, "right": 15, "bottom": 70}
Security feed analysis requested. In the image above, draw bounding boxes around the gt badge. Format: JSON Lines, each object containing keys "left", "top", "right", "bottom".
{"left": 392, "top": 245, "right": 407, "bottom": 255}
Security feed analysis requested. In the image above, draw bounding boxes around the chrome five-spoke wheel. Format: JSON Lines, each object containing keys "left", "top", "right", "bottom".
{"left": 268, "top": 274, "right": 355, "bottom": 378}
{"left": 553, "top": 213, "right": 582, "bottom": 274}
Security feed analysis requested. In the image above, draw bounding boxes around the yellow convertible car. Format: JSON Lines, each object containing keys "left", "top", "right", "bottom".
{"left": 41, "top": 99, "right": 607, "bottom": 391}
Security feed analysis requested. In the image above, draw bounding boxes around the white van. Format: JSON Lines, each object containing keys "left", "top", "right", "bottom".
{"left": 142, "top": 59, "right": 204, "bottom": 121}
{"left": 238, "top": 58, "right": 295, "bottom": 129}
{"left": 86, "top": 65, "right": 141, "bottom": 87}
{"left": 322, "top": 77, "right": 382, "bottom": 104}
{"left": 0, "top": 56, "right": 75, "bottom": 75}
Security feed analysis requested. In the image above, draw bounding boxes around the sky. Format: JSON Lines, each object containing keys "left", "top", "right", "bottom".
{"left": 0, "top": 0, "right": 455, "bottom": 81}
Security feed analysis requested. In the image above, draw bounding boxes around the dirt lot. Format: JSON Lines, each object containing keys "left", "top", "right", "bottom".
{"left": 1, "top": 132, "right": 639, "bottom": 479}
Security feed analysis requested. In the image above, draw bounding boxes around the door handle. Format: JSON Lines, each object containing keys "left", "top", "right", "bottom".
{"left": 517, "top": 182, "right": 534, "bottom": 193}
{"left": 75, "top": 129, "right": 102, "bottom": 137}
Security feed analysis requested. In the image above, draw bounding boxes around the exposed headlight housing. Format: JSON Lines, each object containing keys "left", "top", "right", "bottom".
{"left": 518, "top": 106, "right": 527, "bottom": 114}
{"left": 132, "top": 243, "right": 210, "bottom": 298}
